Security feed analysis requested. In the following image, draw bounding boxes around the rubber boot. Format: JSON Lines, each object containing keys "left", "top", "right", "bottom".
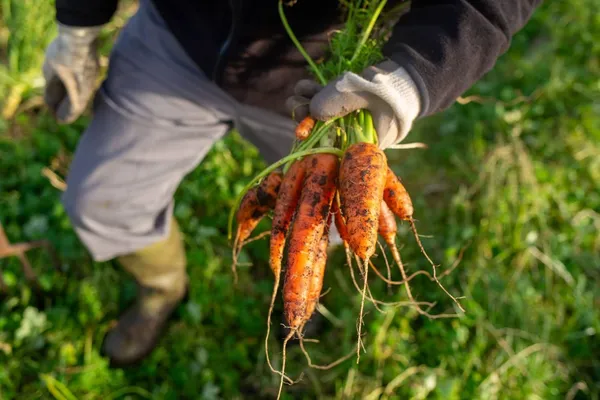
{"left": 102, "top": 219, "right": 188, "bottom": 367}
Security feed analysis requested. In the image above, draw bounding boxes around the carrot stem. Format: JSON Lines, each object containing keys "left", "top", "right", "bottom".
{"left": 338, "top": 118, "right": 349, "bottom": 150}
{"left": 296, "top": 120, "right": 334, "bottom": 154}
{"left": 278, "top": 0, "right": 327, "bottom": 85}
{"left": 228, "top": 147, "right": 343, "bottom": 241}
{"left": 351, "top": 114, "right": 370, "bottom": 144}
{"left": 284, "top": 121, "right": 334, "bottom": 173}
{"left": 363, "top": 110, "right": 377, "bottom": 145}
{"left": 350, "top": 0, "right": 388, "bottom": 65}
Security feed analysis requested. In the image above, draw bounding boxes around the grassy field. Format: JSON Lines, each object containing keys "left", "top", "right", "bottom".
{"left": 1, "top": 1, "right": 599, "bottom": 399}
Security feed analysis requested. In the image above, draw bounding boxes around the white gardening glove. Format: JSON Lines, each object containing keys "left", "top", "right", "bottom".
{"left": 286, "top": 60, "right": 422, "bottom": 148}
{"left": 42, "top": 23, "right": 103, "bottom": 124}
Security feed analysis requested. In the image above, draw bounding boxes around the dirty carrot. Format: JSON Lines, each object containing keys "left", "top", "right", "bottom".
{"left": 295, "top": 116, "right": 316, "bottom": 140}
{"left": 276, "top": 153, "right": 339, "bottom": 398}
{"left": 305, "top": 214, "right": 332, "bottom": 320}
{"left": 231, "top": 170, "right": 282, "bottom": 282}
{"left": 283, "top": 153, "right": 339, "bottom": 330}
{"left": 265, "top": 159, "right": 306, "bottom": 378}
{"left": 377, "top": 201, "right": 396, "bottom": 289}
{"left": 377, "top": 200, "right": 397, "bottom": 245}
{"left": 235, "top": 170, "right": 282, "bottom": 242}
{"left": 382, "top": 167, "right": 413, "bottom": 221}
{"left": 339, "top": 142, "right": 387, "bottom": 260}
{"left": 332, "top": 196, "right": 349, "bottom": 243}
{"left": 269, "top": 160, "right": 306, "bottom": 278}
{"left": 338, "top": 142, "right": 387, "bottom": 362}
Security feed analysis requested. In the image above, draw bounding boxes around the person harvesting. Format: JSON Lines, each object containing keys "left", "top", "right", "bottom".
{"left": 42, "top": 0, "right": 541, "bottom": 368}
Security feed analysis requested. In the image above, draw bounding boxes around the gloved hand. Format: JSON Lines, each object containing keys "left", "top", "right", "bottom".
{"left": 42, "top": 23, "right": 103, "bottom": 124}
{"left": 286, "top": 60, "right": 422, "bottom": 148}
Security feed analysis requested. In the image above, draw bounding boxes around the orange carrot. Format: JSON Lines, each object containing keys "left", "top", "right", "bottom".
{"left": 283, "top": 153, "right": 339, "bottom": 331}
{"left": 339, "top": 142, "right": 387, "bottom": 260}
{"left": 276, "top": 154, "right": 338, "bottom": 400}
{"left": 378, "top": 201, "right": 397, "bottom": 245}
{"left": 269, "top": 160, "right": 306, "bottom": 278}
{"left": 332, "top": 197, "right": 349, "bottom": 243}
{"left": 304, "top": 214, "right": 332, "bottom": 321}
{"left": 377, "top": 200, "right": 397, "bottom": 289}
{"left": 234, "top": 171, "right": 282, "bottom": 242}
{"left": 296, "top": 212, "right": 358, "bottom": 373}
{"left": 232, "top": 171, "right": 282, "bottom": 281}
{"left": 295, "top": 116, "right": 316, "bottom": 140}
{"left": 338, "top": 143, "right": 387, "bottom": 363}
{"left": 382, "top": 167, "right": 413, "bottom": 221}
{"left": 264, "top": 160, "right": 306, "bottom": 379}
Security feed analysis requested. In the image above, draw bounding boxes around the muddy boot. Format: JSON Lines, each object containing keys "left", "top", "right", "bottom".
{"left": 102, "top": 219, "right": 188, "bottom": 367}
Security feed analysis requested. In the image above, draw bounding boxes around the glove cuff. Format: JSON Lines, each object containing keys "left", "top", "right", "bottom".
{"left": 379, "top": 66, "right": 421, "bottom": 142}
{"left": 57, "top": 22, "right": 103, "bottom": 46}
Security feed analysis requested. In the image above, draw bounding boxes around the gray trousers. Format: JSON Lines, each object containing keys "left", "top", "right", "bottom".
{"left": 62, "top": 0, "right": 296, "bottom": 262}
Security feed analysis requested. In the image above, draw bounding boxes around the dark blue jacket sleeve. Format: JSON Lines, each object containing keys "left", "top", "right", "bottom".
{"left": 382, "top": 0, "right": 543, "bottom": 116}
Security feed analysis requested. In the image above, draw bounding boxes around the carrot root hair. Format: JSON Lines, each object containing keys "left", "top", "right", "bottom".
{"left": 384, "top": 242, "right": 393, "bottom": 294}
{"left": 347, "top": 248, "right": 432, "bottom": 310}
{"left": 231, "top": 230, "right": 272, "bottom": 284}
{"left": 231, "top": 228, "right": 242, "bottom": 284}
{"left": 299, "top": 336, "right": 356, "bottom": 370}
{"left": 355, "top": 257, "right": 370, "bottom": 363}
{"left": 265, "top": 273, "right": 294, "bottom": 386}
{"left": 408, "top": 219, "right": 465, "bottom": 313}
{"left": 368, "top": 250, "right": 433, "bottom": 285}
{"left": 384, "top": 238, "right": 459, "bottom": 320}
{"left": 241, "top": 230, "right": 271, "bottom": 246}
{"left": 275, "top": 329, "right": 297, "bottom": 400}
{"left": 347, "top": 250, "right": 385, "bottom": 314}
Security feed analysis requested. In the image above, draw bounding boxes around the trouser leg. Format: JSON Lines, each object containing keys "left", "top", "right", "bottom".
{"left": 61, "top": 0, "right": 236, "bottom": 365}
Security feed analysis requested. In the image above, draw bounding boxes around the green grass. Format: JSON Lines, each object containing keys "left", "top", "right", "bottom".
{"left": 1, "top": 0, "right": 599, "bottom": 399}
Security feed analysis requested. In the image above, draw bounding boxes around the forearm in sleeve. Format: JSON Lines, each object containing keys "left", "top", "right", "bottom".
{"left": 382, "top": 0, "right": 543, "bottom": 116}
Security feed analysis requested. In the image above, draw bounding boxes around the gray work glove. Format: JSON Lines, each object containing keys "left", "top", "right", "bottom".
{"left": 42, "top": 23, "right": 103, "bottom": 124}
{"left": 286, "top": 60, "right": 422, "bottom": 148}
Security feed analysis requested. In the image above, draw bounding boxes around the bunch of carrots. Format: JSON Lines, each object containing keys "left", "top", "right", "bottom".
{"left": 227, "top": 1, "right": 465, "bottom": 397}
